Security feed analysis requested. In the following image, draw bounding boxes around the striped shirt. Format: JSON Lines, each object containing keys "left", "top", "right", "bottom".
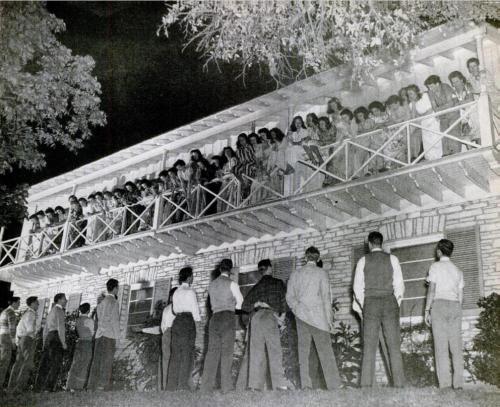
{"left": 0, "top": 306, "right": 18, "bottom": 342}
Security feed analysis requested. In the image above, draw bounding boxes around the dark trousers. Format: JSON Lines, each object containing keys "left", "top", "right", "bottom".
{"left": 0, "top": 333, "right": 13, "bottom": 388}
{"left": 167, "top": 313, "right": 196, "bottom": 390}
{"left": 36, "top": 331, "right": 64, "bottom": 392}
{"left": 200, "top": 311, "right": 236, "bottom": 392}
{"left": 361, "top": 295, "right": 405, "bottom": 387}
{"left": 87, "top": 336, "right": 116, "bottom": 391}
{"left": 8, "top": 336, "right": 35, "bottom": 392}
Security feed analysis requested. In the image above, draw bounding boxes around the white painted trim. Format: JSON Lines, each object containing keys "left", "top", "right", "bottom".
{"left": 384, "top": 233, "right": 444, "bottom": 251}
{"left": 238, "top": 264, "right": 258, "bottom": 273}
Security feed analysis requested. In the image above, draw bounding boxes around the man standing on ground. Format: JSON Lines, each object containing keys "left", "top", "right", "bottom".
{"left": 286, "top": 247, "right": 341, "bottom": 390}
{"left": 0, "top": 296, "right": 20, "bottom": 389}
{"left": 353, "top": 231, "right": 405, "bottom": 387}
{"left": 167, "top": 267, "right": 201, "bottom": 391}
{"left": 425, "top": 239, "right": 464, "bottom": 390}
{"left": 87, "top": 279, "right": 120, "bottom": 391}
{"left": 36, "top": 293, "right": 67, "bottom": 392}
{"left": 8, "top": 297, "right": 38, "bottom": 392}
{"left": 201, "top": 258, "right": 243, "bottom": 393}
{"left": 241, "top": 259, "right": 288, "bottom": 391}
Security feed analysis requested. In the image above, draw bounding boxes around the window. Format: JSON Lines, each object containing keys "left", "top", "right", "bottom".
{"left": 390, "top": 242, "right": 437, "bottom": 319}
{"left": 238, "top": 269, "right": 262, "bottom": 297}
{"left": 127, "top": 284, "right": 155, "bottom": 332}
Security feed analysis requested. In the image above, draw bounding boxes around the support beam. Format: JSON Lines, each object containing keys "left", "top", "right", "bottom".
{"left": 386, "top": 176, "right": 422, "bottom": 207}
{"left": 433, "top": 167, "right": 466, "bottom": 198}
{"left": 228, "top": 216, "right": 268, "bottom": 237}
{"left": 207, "top": 221, "right": 240, "bottom": 242}
{"left": 253, "top": 210, "right": 293, "bottom": 232}
{"left": 365, "top": 183, "right": 401, "bottom": 211}
{"left": 167, "top": 231, "right": 200, "bottom": 255}
{"left": 219, "top": 219, "right": 254, "bottom": 240}
{"left": 327, "top": 192, "right": 362, "bottom": 218}
{"left": 240, "top": 213, "right": 278, "bottom": 236}
{"left": 268, "top": 206, "right": 311, "bottom": 230}
{"left": 194, "top": 225, "right": 226, "bottom": 246}
{"left": 410, "top": 172, "right": 443, "bottom": 202}
{"left": 313, "top": 196, "right": 350, "bottom": 221}
{"left": 290, "top": 201, "right": 330, "bottom": 231}
{"left": 346, "top": 187, "right": 382, "bottom": 215}
{"left": 459, "top": 161, "right": 490, "bottom": 192}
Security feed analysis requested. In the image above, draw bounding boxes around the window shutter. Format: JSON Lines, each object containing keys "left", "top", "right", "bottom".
{"left": 66, "top": 293, "right": 82, "bottom": 314}
{"left": 152, "top": 278, "right": 172, "bottom": 318}
{"left": 117, "top": 284, "right": 131, "bottom": 338}
{"left": 35, "top": 298, "right": 49, "bottom": 332}
{"left": 445, "top": 226, "right": 482, "bottom": 310}
{"left": 272, "top": 257, "right": 296, "bottom": 282}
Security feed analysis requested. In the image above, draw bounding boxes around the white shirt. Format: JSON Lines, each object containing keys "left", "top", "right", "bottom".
{"left": 427, "top": 257, "right": 464, "bottom": 302}
{"left": 221, "top": 272, "right": 244, "bottom": 310}
{"left": 160, "top": 304, "right": 176, "bottom": 333}
{"left": 352, "top": 248, "right": 405, "bottom": 314}
{"left": 172, "top": 283, "right": 201, "bottom": 322}
{"left": 16, "top": 308, "right": 36, "bottom": 341}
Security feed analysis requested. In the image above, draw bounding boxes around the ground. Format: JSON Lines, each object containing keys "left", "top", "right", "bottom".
{"left": 1, "top": 387, "right": 499, "bottom": 407}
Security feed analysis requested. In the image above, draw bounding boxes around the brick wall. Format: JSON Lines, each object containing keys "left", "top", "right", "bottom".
{"left": 11, "top": 194, "right": 500, "bottom": 383}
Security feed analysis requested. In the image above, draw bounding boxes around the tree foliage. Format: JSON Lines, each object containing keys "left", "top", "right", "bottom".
{"left": 0, "top": 2, "right": 106, "bottom": 226}
{"left": 159, "top": 0, "right": 498, "bottom": 86}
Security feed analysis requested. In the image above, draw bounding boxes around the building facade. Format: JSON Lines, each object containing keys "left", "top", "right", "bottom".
{"left": 1, "top": 22, "right": 499, "bottom": 383}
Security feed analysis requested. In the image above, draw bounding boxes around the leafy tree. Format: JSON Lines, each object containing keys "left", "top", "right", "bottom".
{"left": 0, "top": 2, "right": 106, "bottom": 227}
{"left": 159, "top": 0, "right": 498, "bottom": 86}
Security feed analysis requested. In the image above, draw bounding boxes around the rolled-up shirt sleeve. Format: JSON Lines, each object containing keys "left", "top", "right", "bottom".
{"left": 230, "top": 282, "right": 244, "bottom": 310}
{"left": 190, "top": 290, "right": 201, "bottom": 322}
{"left": 391, "top": 255, "right": 405, "bottom": 305}
{"left": 353, "top": 257, "right": 365, "bottom": 310}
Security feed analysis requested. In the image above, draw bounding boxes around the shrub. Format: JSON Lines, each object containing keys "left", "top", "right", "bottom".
{"left": 470, "top": 293, "right": 500, "bottom": 387}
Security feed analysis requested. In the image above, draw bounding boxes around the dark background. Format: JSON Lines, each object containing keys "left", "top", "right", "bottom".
{"left": 14, "top": 1, "right": 275, "bottom": 187}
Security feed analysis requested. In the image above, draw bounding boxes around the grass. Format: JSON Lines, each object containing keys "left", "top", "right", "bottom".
{"left": 1, "top": 387, "right": 499, "bottom": 407}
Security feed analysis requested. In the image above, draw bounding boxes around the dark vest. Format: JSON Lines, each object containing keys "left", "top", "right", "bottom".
{"left": 363, "top": 251, "right": 394, "bottom": 297}
{"left": 209, "top": 274, "right": 236, "bottom": 313}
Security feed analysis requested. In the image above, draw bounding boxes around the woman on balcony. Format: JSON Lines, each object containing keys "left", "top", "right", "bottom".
{"left": 449, "top": 70, "right": 478, "bottom": 148}
{"left": 93, "top": 192, "right": 107, "bottom": 242}
{"left": 425, "top": 75, "right": 460, "bottom": 156}
{"left": 85, "top": 194, "right": 100, "bottom": 244}
{"left": 267, "top": 128, "right": 288, "bottom": 196}
{"left": 327, "top": 97, "right": 343, "bottom": 126}
{"left": 123, "top": 181, "right": 143, "bottom": 234}
{"left": 407, "top": 84, "right": 442, "bottom": 161}
{"left": 354, "top": 107, "right": 375, "bottom": 176}
{"left": 26, "top": 214, "right": 42, "bottom": 259}
{"left": 336, "top": 109, "right": 359, "bottom": 179}
{"left": 41, "top": 207, "right": 59, "bottom": 255}
{"left": 304, "top": 113, "right": 324, "bottom": 167}
{"left": 367, "top": 101, "right": 389, "bottom": 174}
{"left": 198, "top": 157, "right": 220, "bottom": 216}
{"left": 248, "top": 133, "right": 271, "bottom": 204}
{"left": 188, "top": 149, "right": 207, "bottom": 217}
{"left": 138, "top": 179, "right": 155, "bottom": 230}
{"left": 234, "top": 134, "right": 256, "bottom": 200}
{"left": 217, "top": 147, "right": 241, "bottom": 212}
{"left": 68, "top": 195, "right": 84, "bottom": 248}
{"left": 384, "top": 95, "right": 411, "bottom": 170}
{"left": 317, "top": 116, "right": 337, "bottom": 186}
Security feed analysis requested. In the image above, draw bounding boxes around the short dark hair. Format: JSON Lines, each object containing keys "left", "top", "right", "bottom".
{"left": 368, "top": 231, "right": 383, "bottom": 246}
{"left": 9, "top": 296, "right": 20, "bottom": 305}
{"left": 270, "top": 127, "right": 285, "bottom": 142}
{"left": 368, "top": 101, "right": 385, "bottom": 113}
{"left": 466, "top": 57, "right": 479, "bottom": 68}
{"left": 318, "top": 116, "right": 331, "bottom": 129}
{"left": 54, "top": 206, "right": 65, "bottom": 213}
{"left": 44, "top": 207, "right": 54, "bottom": 215}
{"left": 159, "top": 170, "right": 169, "bottom": 178}
{"left": 424, "top": 74, "right": 441, "bottom": 87}
{"left": 305, "top": 246, "right": 320, "bottom": 256}
{"left": 437, "top": 239, "right": 454, "bottom": 257}
{"left": 385, "top": 95, "right": 402, "bottom": 107}
{"left": 174, "top": 159, "right": 186, "bottom": 168}
{"left": 26, "top": 296, "right": 38, "bottom": 307}
{"left": 448, "top": 70, "right": 466, "bottom": 84}
{"left": 340, "top": 108, "right": 353, "bottom": 120}
{"left": 54, "top": 293, "right": 65, "bottom": 304}
{"left": 106, "top": 278, "right": 119, "bottom": 292}
{"left": 179, "top": 266, "right": 193, "bottom": 283}
{"left": 220, "top": 258, "right": 233, "bottom": 272}
{"left": 354, "top": 106, "right": 369, "bottom": 123}
{"left": 79, "top": 303, "right": 90, "bottom": 314}
{"left": 405, "top": 84, "right": 422, "bottom": 101}
{"left": 327, "top": 97, "right": 343, "bottom": 113}
{"left": 257, "top": 128, "right": 271, "bottom": 139}
{"left": 257, "top": 259, "right": 272, "bottom": 269}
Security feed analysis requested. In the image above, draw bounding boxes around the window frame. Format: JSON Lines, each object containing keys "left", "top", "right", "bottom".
{"left": 126, "top": 281, "right": 156, "bottom": 332}
{"left": 385, "top": 233, "right": 443, "bottom": 324}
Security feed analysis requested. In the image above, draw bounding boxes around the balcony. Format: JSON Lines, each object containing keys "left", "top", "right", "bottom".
{"left": 1, "top": 97, "right": 498, "bottom": 285}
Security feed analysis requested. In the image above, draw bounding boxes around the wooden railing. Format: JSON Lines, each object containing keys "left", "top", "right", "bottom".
{"left": 0, "top": 97, "right": 493, "bottom": 268}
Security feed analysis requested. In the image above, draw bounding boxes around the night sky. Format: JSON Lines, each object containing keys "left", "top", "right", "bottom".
{"left": 16, "top": 1, "right": 275, "bottom": 187}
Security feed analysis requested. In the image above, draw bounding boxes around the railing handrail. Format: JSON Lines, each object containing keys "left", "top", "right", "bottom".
{"left": 319, "top": 99, "right": 477, "bottom": 151}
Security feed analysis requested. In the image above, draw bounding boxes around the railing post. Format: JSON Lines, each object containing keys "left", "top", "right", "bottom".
{"left": 475, "top": 34, "right": 495, "bottom": 147}
{"left": 60, "top": 219, "right": 70, "bottom": 253}
{"left": 0, "top": 226, "right": 4, "bottom": 263}
{"left": 152, "top": 196, "right": 162, "bottom": 230}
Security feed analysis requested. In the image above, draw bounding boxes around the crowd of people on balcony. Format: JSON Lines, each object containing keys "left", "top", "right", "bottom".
{"left": 20, "top": 58, "right": 483, "bottom": 258}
